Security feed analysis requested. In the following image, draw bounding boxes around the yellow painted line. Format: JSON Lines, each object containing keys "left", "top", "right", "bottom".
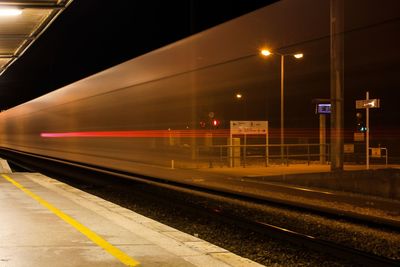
{"left": 1, "top": 174, "right": 140, "bottom": 267}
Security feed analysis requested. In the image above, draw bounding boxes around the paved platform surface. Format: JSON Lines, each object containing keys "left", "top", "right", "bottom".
{"left": 0, "top": 168, "right": 261, "bottom": 266}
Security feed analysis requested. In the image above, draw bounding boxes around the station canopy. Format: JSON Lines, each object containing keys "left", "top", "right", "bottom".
{"left": 0, "top": 0, "right": 73, "bottom": 76}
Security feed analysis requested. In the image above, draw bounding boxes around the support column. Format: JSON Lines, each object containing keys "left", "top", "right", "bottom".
{"left": 330, "top": 0, "right": 344, "bottom": 171}
{"left": 320, "top": 114, "right": 327, "bottom": 164}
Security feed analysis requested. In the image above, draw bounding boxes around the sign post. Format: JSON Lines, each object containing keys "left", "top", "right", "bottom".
{"left": 355, "top": 92, "right": 380, "bottom": 170}
{"left": 316, "top": 103, "right": 330, "bottom": 164}
{"left": 230, "top": 121, "right": 268, "bottom": 167}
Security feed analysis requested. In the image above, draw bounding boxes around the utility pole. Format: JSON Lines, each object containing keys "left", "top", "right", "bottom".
{"left": 280, "top": 55, "right": 285, "bottom": 164}
{"left": 366, "top": 91, "right": 370, "bottom": 170}
{"left": 330, "top": 0, "right": 344, "bottom": 171}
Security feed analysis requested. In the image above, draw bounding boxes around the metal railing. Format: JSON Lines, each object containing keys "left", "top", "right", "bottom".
{"left": 199, "top": 143, "right": 330, "bottom": 168}
{"left": 369, "top": 147, "right": 388, "bottom": 166}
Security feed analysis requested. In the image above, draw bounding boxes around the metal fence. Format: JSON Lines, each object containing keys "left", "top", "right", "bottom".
{"left": 199, "top": 143, "right": 330, "bottom": 168}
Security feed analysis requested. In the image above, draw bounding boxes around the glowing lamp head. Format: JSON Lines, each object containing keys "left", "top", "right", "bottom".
{"left": 260, "top": 49, "right": 272, "bottom": 57}
{"left": 294, "top": 53, "right": 303, "bottom": 59}
{"left": 0, "top": 8, "right": 22, "bottom": 16}
{"left": 236, "top": 93, "right": 242, "bottom": 99}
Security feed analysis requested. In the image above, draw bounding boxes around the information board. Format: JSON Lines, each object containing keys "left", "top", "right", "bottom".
{"left": 316, "top": 103, "right": 331, "bottom": 114}
{"left": 356, "top": 99, "right": 380, "bottom": 109}
{"left": 230, "top": 121, "right": 268, "bottom": 135}
{"left": 344, "top": 144, "right": 354, "bottom": 153}
{"left": 354, "top": 132, "right": 365, "bottom": 142}
{"left": 370, "top": 148, "right": 381, "bottom": 158}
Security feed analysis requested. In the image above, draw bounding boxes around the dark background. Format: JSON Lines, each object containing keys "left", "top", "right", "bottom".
{"left": 0, "top": 0, "right": 276, "bottom": 109}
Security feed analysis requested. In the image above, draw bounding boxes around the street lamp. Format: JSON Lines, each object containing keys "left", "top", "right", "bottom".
{"left": 260, "top": 49, "right": 303, "bottom": 164}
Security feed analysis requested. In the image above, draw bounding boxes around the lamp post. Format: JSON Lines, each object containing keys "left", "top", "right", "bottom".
{"left": 260, "top": 49, "right": 303, "bottom": 164}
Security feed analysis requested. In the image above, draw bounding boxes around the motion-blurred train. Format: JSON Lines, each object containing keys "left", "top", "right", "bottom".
{"left": 1, "top": 0, "right": 399, "bottom": 179}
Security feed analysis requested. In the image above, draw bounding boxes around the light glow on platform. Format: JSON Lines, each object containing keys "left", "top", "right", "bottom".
{"left": 0, "top": 8, "right": 22, "bottom": 16}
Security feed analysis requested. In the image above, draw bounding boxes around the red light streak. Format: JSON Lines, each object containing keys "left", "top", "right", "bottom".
{"left": 40, "top": 128, "right": 400, "bottom": 139}
{"left": 40, "top": 129, "right": 230, "bottom": 138}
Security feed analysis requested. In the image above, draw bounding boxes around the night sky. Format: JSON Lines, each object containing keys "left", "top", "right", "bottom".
{"left": 0, "top": 0, "right": 276, "bottom": 109}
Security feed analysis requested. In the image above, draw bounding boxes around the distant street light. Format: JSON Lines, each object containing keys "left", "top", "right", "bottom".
{"left": 235, "top": 93, "right": 243, "bottom": 99}
{"left": 260, "top": 49, "right": 272, "bottom": 56}
{"left": 294, "top": 53, "right": 304, "bottom": 59}
{"left": 260, "top": 48, "right": 303, "bottom": 163}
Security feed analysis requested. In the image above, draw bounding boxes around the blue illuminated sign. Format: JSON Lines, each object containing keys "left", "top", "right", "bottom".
{"left": 317, "top": 103, "right": 331, "bottom": 114}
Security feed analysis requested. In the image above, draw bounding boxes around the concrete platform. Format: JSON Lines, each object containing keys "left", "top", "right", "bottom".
{"left": 0, "top": 171, "right": 261, "bottom": 267}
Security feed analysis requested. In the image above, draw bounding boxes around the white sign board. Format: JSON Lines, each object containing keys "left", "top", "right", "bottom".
{"left": 356, "top": 99, "right": 380, "bottom": 109}
{"left": 230, "top": 121, "right": 268, "bottom": 135}
{"left": 371, "top": 148, "right": 381, "bottom": 158}
{"left": 344, "top": 144, "right": 354, "bottom": 153}
{"left": 354, "top": 132, "right": 365, "bottom": 142}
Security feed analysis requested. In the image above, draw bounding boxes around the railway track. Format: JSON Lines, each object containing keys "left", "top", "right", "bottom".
{"left": 122, "top": 177, "right": 400, "bottom": 266}
{"left": 2, "top": 147, "right": 400, "bottom": 266}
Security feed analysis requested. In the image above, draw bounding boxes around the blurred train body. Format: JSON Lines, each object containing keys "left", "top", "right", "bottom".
{"left": 0, "top": 0, "right": 329, "bottom": 178}
{"left": 1, "top": 0, "right": 399, "bottom": 178}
